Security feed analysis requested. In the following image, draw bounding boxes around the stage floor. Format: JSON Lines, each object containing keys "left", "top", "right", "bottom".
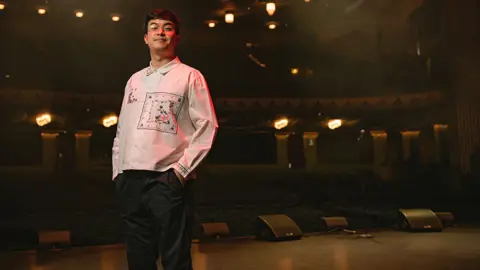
{"left": 1, "top": 227, "right": 479, "bottom": 270}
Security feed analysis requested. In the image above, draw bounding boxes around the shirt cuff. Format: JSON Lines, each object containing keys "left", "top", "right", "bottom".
{"left": 173, "top": 163, "right": 189, "bottom": 179}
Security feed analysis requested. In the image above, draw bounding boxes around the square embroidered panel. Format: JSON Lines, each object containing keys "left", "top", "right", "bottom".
{"left": 137, "top": 92, "right": 185, "bottom": 134}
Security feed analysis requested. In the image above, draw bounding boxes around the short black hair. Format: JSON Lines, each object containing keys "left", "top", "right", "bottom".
{"left": 144, "top": 9, "right": 180, "bottom": 34}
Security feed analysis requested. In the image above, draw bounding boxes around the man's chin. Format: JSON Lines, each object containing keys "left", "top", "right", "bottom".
{"left": 151, "top": 45, "right": 169, "bottom": 51}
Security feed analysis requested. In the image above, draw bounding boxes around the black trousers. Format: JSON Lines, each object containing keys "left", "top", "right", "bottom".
{"left": 115, "top": 169, "right": 194, "bottom": 270}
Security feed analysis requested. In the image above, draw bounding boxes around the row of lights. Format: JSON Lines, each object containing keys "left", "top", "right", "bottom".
{"left": 1, "top": 0, "right": 313, "bottom": 25}
{"left": 0, "top": 3, "right": 122, "bottom": 21}
{"left": 274, "top": 118, "right": 343, "bottom": 130}
{"left": 207, "top": 0, "right": 311, "bottom": 29}
{"left": 36, "top": 113, "right": 118, "bottom": 128}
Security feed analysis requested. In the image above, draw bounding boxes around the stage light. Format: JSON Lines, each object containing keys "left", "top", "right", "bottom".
{"left": 0, "top": 2, "right": 6, "bottom": 10}
{"left": 75, "top": 11, "right": 84, "bottom": 18}
{"left": 36, "top": 113, "right": 52, "bottom": 127}
{"left": 274, "top": 118, "right": 288, "bottom": 130}
{"left": 225, "top": 11, "right": 234, "bottom": 24}
{"left": 102, "top": 115, "right": 118, "bottom": 128}
{"left": 291, "top": 68, "right": 299, "bottom": 75}
{"left": 38, "top": 8, "right": 47, "bottom": 15}
{"left": 111, "top": 15, "right": 120, "bottom": 22}
{"left": 328, "top": 119, "right": 342, "bottom": 130}
{"left": 266, "top": 1, "right": 276, "bottom": 16}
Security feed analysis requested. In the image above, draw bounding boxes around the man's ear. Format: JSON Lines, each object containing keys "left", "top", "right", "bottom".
{"left": 144, "top": 34, "right": 148, "bottom": 44}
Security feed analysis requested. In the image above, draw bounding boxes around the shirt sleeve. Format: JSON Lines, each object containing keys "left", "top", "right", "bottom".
{"left": 173, "top": 71, "right": 218, "bottom": 179}
{"left": 112, "top": 78, "right": 131, "bottom": 180}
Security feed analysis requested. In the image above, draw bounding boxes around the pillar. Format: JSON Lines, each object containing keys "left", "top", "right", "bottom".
{"left": 419, "top": 127, "right": 440, "bottom": 164}
{"left": 401, "top": 131, "right": 420, "bottom": 161}
{"left": 75, "top": 130, "right": 92, "bottom": 168}
{"left": 275, "top": 132, "right": 290, "bottom": 168}
{"left": 41, "top": 132, "right": 59, "bottom": 171}
{"left": 433, "top": 124, "right": 448, "bottom": 163}
{"left": 303, "top": 132, "right": 318, "bottom": 169}
{"left": 370, "top": 130, "right": 387, "bottom": 165}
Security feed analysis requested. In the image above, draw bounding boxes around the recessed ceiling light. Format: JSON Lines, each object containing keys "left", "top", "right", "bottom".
{"left": 111, "top": 15, "right": 120, "bottom": 22}
{"left": 38, "top": 8, "right": 47, "bottom": 15}
{"left": 0, "top": 2, "right": 6, "bottom": 10}
{"left": 205, "top": 20, "right": 218, "bottom": 28}
{"left": 266, "top": 21, "right": 279, "bottom": 30}
{"left": 75, "top": 10, "right": 84, "bottom": 18}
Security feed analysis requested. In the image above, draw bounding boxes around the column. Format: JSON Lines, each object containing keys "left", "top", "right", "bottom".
{"left": 75, "top": 130, "right": 92, "bottom": 168}
{"left": 275, "top": 132, "right": 290, "bottom": 168}
{"left": 433, "top": 124, "right": 448, "bottom": 163}
{"left": 370, "top": 130, "right": 388, "bottom": 165}
{"left": 400, "top": 131, "right": 420, "bottom": 161}
{"left": 303, "top": 132, "right": 318, "bottom": 169}
{"left": 41, "top": 132, "right": 59, "bottom": 171}
{"left": 419, "top": 127, "right": 438, "bottom": 164}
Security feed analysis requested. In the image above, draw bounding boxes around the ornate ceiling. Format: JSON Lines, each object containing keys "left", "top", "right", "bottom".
{"left": 0, "top": 0, "right": 438, "bottom": 98}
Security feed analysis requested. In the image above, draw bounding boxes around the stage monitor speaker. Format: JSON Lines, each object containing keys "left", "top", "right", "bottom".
{"left": 435, "top": 212, "right": 455, "bottom": 228}
{"left": 322, "top": 217, "right": 349, "bottom": 230}
{"left": 256, "top": 214, "right": 303, "bottom": 241}
{"left": 398, "top": 209, "right": 443, "bottom": 232}
{"left": 200, "top": 222, "right": 230, "bottom": 238}
{"left": 37, "top": 230, "right": 71, "bottom": 249}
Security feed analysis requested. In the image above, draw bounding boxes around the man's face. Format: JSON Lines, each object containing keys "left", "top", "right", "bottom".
{"left": 144, "top": 19, "right": 179, "bottom": 52}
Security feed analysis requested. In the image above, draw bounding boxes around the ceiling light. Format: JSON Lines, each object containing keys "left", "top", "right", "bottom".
{"left": 0, "top": 2, "right": 6, "bottom": 10}
{"left": 266, "top": 21, "right": 279, "bottom": 30}
{"left": 305, "top": 0, "right": 311, "bottom": 2}
{"left": 291, "top": 68, "right": 299, "bottom": 75}
{"left": 75, "top": 11, "right": 84, "bottom": 18}
{"left": 38, "top": 8, "right": 47, "bottom": 15}
{"left": 111, "top": 15, "right": 120, "bottom": 22}
{"left": 225, "top": 11, "right": 234, "bottom": 24}
{"left": 266, "top": 1, "right": 276, "bottom": 16}
{"left": 206, "top": 20, "right": 217, "bottom": 28}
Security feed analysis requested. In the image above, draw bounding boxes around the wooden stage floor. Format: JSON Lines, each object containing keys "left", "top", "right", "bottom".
{"left": 1, "top": 227, "right": 479, "bottom": 270}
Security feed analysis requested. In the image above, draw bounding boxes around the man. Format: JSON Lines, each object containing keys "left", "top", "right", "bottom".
{"left": 112, "top": 9, "right": 218, "bottom": 270}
